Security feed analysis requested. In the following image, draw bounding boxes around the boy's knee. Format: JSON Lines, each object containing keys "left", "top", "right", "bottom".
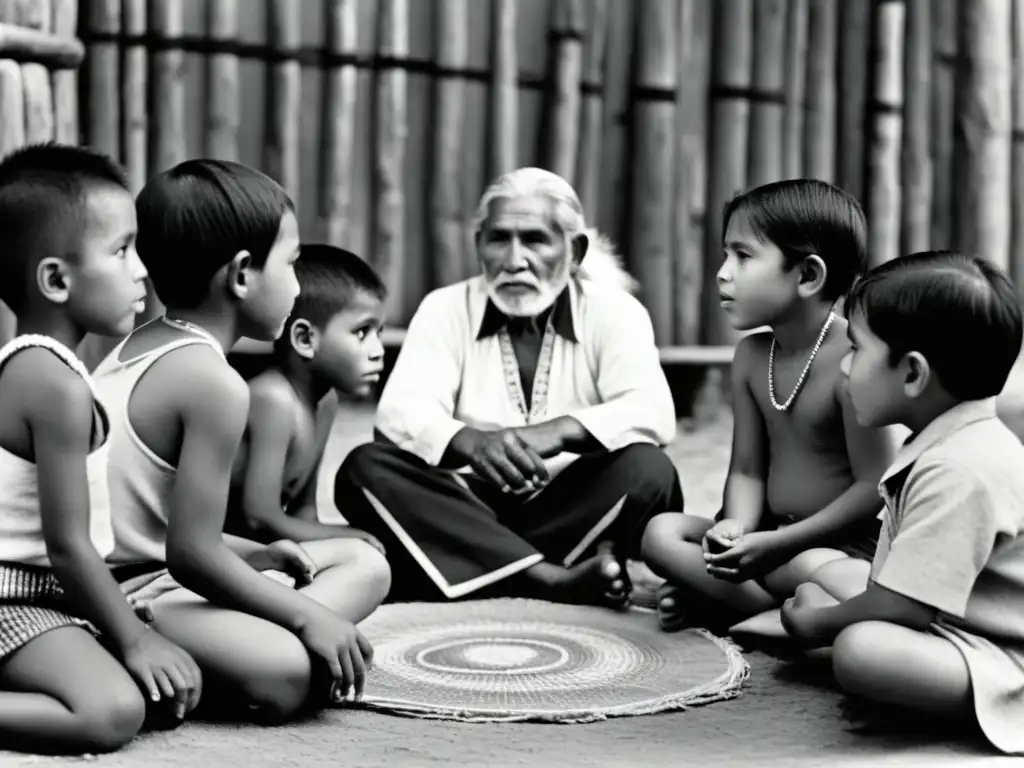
{"left": 833, "top": 622, "right": 885, "bottom": 693}
{"left": 641, "top": 513, "right": 704, "bottom": 564}
{"left": 77, "top": 683, "right": 147, "bottom": 752}
{"left": 242, "top": 651, "right": 312, "bottom": 722}
{"left": 350, "top": 540, "right": 391, "bottom": 600}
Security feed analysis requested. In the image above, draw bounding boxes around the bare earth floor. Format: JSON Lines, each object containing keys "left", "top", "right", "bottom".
{"left": 4, "top": 404, "right": 1021, "bottom": 767}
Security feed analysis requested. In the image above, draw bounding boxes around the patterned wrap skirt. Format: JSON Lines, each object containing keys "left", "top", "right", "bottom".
{"left": 0, "top": 562, "right": 97, "bottom": 663}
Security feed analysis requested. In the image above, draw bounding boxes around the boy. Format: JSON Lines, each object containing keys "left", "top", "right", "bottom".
{"left": 782, "top": 251, "right": 1024, "bottom": 755}
{"left": 642, "top": 179, "right": 894, "bottom": 631}
{"left": 94, "top": 160, "right": 390, "bottom": 722}
{"left": 0, "top": 144, "right": 200, "bottom": 753}
{"left": 226, "top": 244, "right": 387, "bottom": 548}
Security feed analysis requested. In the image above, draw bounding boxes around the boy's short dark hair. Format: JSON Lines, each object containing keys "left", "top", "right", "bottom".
{"left": 0, "top": 142, "right": 128, "bottom": 312}
{"left": 723, "top": 178, "right": 867, "bottom": 301}
{"left": 846, "top": 250, "right": 1023, "bottom": 401}
{"left": 135, "top": 159, "right": 294, "bottom": 309}
{"left": 274, "top": 243, "right": 387, "bottom": 353}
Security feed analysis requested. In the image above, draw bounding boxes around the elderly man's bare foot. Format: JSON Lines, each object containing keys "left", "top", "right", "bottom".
{"left": 551, "top": 554, "right": 629, "bottom": 609}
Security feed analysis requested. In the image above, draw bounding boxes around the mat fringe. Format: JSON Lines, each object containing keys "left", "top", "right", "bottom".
{"left": 356, "top": 627, "right": 751, "bottom": 724}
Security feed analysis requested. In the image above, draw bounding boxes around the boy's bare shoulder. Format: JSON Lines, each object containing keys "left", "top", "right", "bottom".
{"left": 247, "top": 368, "right": 306, "bottom": 424}
{"left": 732, "top": 331, "right": 773, "bottom": 376}
{"left": 155, "top": 344, "right": 250, "bottom": 420}
{"left": 5, "top": 348, "right": 93, "bottom": 421}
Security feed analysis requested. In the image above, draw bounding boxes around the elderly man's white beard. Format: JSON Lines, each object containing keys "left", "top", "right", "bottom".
{"left": 486, "top": 274, "right": 569, "bottom": 318}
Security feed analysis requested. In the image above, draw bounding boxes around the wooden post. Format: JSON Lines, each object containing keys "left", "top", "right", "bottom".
{"left": 150, "top": 0, "right": 185, "bottom": 174}
{"left": 630, "top": 0, "right": 676, "bottom": 344}
{"left": 50, "top": 0, "right": 77, "bottom": 143}
{"left": 430, "top": 0, "right": 468, "bottom": 288}
{"left": 1013, "top": 0, "right": 1024, "bottom": 288}
{"left": 374, "top": 0, "right": 408, "bottom": 321}
{"left": 836, "top": 0, "right": 871, "bottom": 199}
{"left": 265, "top": 0, "right": 301, "bottom": 200}
{"left": 488, "top": 0, "right": 517, "bottom": 179}
{"left": 574, "top": 0, "right": 608, "bottom": 223}
{"left": 0, "top": 23, "right": 83, "bottom": 66}
{"left": 122, "top": 0, "right": 145, "bottom": 192}
{"left": 901, "top": 0, "right": 932, "bottom": 255}
{"left": 803, "top": 0, "right": 837, "bottom": 181}
{"left": 782, "top": 0, "right": 808, "bottom": 180}
{"left": 320, "top": 0, "right": 358, "bottom": 247}
{"left": 702, "top": 0, "right": 752, "bottom": 345}
{"left": 930, "top": 0, "right": 957, "bottom": 250}
{"left": 956, "top": 0, "right": 1013, "bottom": 271}
{"left": 673, "top": 0, "right": 710, "bottom": 345}
{"left": 206, "top": 0, "right": 239, "bottom": 161}
{"left": 866, "top": 0, "right": 904, "bottom": 267}
{"left": 85, "top": 0, "right": 119, "bottom": 159}
{"left": 544, "top": 0, "right": 584, "bottom": 181}
{"left": 20, "top": 0, "right": 54, "bottom": 145}
{"left": 747, "top": 0, "right": 786, "bottom": 187}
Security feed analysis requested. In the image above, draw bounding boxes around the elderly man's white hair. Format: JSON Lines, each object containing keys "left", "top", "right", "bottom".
{"left": 472, "top": 167, "right": 638, "bottom": 295}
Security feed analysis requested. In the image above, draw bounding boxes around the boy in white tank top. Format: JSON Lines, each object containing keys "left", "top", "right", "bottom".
{"left": 0, "top": 144, "right": 200, "bottom": 754}
{"left": 94, "top": 160, "right": 390, "bottom": 724}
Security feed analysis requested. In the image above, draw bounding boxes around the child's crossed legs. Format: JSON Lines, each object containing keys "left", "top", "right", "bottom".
{"left": 147, "top": 538, "right": 390, "bottom": 721}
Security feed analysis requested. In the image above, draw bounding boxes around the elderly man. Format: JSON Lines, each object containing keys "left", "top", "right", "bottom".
{"left": 336, "top": 168, "right": 682, "bottom": 606}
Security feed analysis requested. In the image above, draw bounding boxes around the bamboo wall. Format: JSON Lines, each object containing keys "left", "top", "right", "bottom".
{"left": 1, "top": 0, "right": 1023, "bottom": 352}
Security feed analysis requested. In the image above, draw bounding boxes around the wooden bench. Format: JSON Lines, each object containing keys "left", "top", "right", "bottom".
{"left": 232, "top": 332, "right": 736, "bottom": 366}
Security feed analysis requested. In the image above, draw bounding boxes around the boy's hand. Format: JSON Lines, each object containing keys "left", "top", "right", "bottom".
{"left": 781, "top": 583, "right": 837, "bottom": 648}
{"left": 263, "top": 540, "right": 318, "bottom": 586}
{"left": 123, "top": 628, "right": 203, "bottom": 720}
{"left": 704, "top": 530, "right": 783, "bottom": 581}
{"left": 296, "top": 611, "right": 375, "bottom": 702}
{"left": 702, "top": 519, "right": 745, "bottom": 556}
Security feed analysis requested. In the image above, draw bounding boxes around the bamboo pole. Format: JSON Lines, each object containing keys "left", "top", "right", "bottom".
{"left": 206, "top": 0, "right": 239, "bottom": 161}
{"left": 782, "top": 0, "right": 808, "bottom": 179}
{"left": 430, "top": 0, "right": 468, "bottom": 288}
{"left": 544, "top": 0, "right": 584, "bottom": 181}
{"left": 320, "top": 0, "right": 358, "bottom": 247}
{"left": 702, "top": 0, "right": 752, "bottom": 345}
{"left": 149, "top": 0, "right": 185, "bottom": 173}
{"left": 0, "top": 22, "right": 83, "bottom": 66}
{"left": 747, "top": 0, "right": 786, "bottom": 187}
{"left": 900, "top": 0, "right": 931, "bottom": 255}
{"left": 50, "top": 0, "right": 77, "bottom": 143}
{"left": 930, "top": 0, "right": 957, "bottom": 250}
{"left": 1014, "top": 0, "right": 1024, "bottom": 289}
{"left": 956, "top": 0, "right": 1012, "bottom": 271}
{"left": 673, "top": 0, "right": 710, "bottom": 345}
{"left": 803, "top": 0, "right": 837, "bottom": 181}
{"left": 836, "top": 0, "right": 870, "bottom": 199}
{"left": 866, "top": 1, "right": 904, "bottom": 268}
{"left": 488, "top": 0, "right": 517, "bottom": 179}
{"left": 122, "top": 0, "right": 145, "bottom": 192}
{"left": 85, "top": 0, "right": 119, "bottom": 159}
{"left": 574, "top": 0, "right": 608, "bottom": 223}
{"left": 265, "top": 0, "right": 301, "bottom": 200}
{"left": 374, "top": 0, "right": 408, "bottom": 320}
{"left": 19, "top": 0, "right": 53, "bottom": 145}
{"left": 0, "top": 58, "right": 22, "bottom": 345}
{"left": 630, "top": 0, "right": 676, "bottom": 344}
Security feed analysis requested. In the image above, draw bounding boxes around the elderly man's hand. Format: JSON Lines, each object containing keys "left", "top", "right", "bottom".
{"left": 449, "top": 427, "right": 550, "bottom": 494}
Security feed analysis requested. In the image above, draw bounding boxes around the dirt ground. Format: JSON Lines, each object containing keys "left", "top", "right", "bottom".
{"left": 4, "top": 402, "right": 1019, "bottom": 767}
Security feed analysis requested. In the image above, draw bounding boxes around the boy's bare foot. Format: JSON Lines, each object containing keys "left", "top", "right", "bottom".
{"left": 657, "top": 584, "right": 691, "bottom": 632}
{"left": 552, "top": 554, "right": 629, "bottom": 609}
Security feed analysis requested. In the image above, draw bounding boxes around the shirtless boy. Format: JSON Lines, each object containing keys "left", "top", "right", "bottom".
{"left": 226, "top": 244, "right": 387, "bottom": 549}
{"left": 642, "top": 179, "right": 894, "bottom": 631}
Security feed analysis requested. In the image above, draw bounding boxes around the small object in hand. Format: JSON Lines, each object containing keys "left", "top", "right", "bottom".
{"left": 706, "top": 536, "right": 731, "bottom": 555}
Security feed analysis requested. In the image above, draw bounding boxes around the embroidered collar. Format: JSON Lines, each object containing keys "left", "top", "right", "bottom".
{"left": 476, "top": 286, "right": 577, "bottom": 342}
{"left": 879, "top": 398, "right": 998, "bottom": 496}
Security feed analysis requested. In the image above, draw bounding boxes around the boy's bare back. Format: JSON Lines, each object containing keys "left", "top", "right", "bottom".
{"left": 735, "top": 321, "right": 866, "bottom": 522}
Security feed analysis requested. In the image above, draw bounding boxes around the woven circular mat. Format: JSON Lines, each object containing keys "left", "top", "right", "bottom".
{"left": 356, "top": 599, "right": 749, "bottom": 723}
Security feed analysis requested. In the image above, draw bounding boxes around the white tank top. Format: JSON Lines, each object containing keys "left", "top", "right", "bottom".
{"left": 92, "top": 325, "right": 223, "bottom": 566}
{"left": 0, "top": 335, "right": 115, "bottom": 566}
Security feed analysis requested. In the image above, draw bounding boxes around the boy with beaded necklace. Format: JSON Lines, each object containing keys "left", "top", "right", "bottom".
{"left": 642, "top": 179, "right": 895, "bottom": 632}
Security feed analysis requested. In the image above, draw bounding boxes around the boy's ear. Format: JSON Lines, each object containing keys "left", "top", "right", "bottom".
{"left": 36, "top": 257, "right": 71, "bottom": 305}
{"left": 225, "top": 250, "right": 253, "bottom": 301}
{"left": 902, "top": 351, "right": 932, "bottom": 398}
{"left": 796, "top": 254, "right": 828, "bottom": 298}
{"left": 290, "top": 318, "right": 318, "bottom": 359}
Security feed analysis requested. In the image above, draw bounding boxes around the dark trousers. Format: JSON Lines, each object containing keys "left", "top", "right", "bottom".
{"left": 335, "top": 441, "right": 683, "bottom": 602}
